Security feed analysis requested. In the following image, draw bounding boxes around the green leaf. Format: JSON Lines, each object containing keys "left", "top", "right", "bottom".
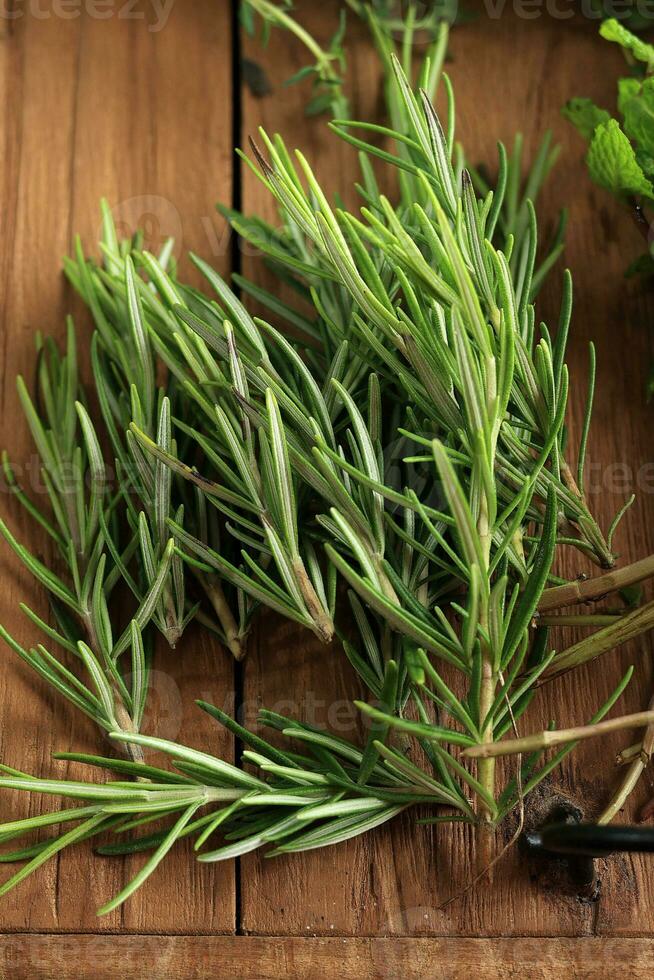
{"left": 109, "top": 732, "right": 269, "bottom": 791}
{"left": 357, "top": 659, "right": 398, "bottom": 785}
{"left": 197, "top": 700, "right": 299, "bottom": 769}
{"left": 561, "top": 98, "right": 611, "bottom": 141}
{"left": 265, "top": 388, "right": 298, "bottom": 556}
{"left": 189, "top": 252, "right": 268, "bottom": 361}
{"left": 501, "top": 487, "right": 557, "bottom": 670}
{"left": 268, "top": 804, "right": 406, "bottom": 855}
{"left": 97, "top": 801, "right": 203, "bottom": 915}
{"left": 623, "top": 76, "right": 654, "bottom": 159}
{"left": 432, "top": 441, "right": 485, "bottom": 573}
{"left": 355, "top": 701, "right": 475, "bottom": 748}
{"left": 130, "top": 621, "right": 147, "bottom": 731}
{"left": 325, "top": 544, "right": 463, "bottom": 667}
{"left": 0, "top": 813, "right": 109, "bottom": 899}
{"left": 240, "top": 0, "right": 255, "bottom": 36}
{"left": 306, "top": 90, "right": 337, "bottom": 117}
{"left": 294, "top": 797, "right": 385, "bottom": 822}
{"left": 16, "top": 376, "right": 59, "bottom": 478}
{"left": 0, "top": 519, "right": 80, "bottom": 612}
{"left": 77, "top": 641, "right": 117, "bottom": 728}
{"left": 618, "top": 77, "right": 642, "bottom": 115}
{"left": 125, "top": 255, "right": 155, "bottom": 429}
{"left": 154, "top": 397, "right": 173, "bottom": 545}
{"left": 1, "top": 452, "right": 63, "bottom": 547}
{"left": 111, "top": 539, "right": 175, "bottom": 658}
{"left": 53, "top": 752, "right": 192, "bottom": 784}
{"left": 587, "top": 119, "right": 654, "bottom": 198}
{"left": 100, "top": 198, "right": 121, "bottom": 275}
{"left": 600, "top": 18, "right": 654, "bottom": 68}
{"left": 75, "top": 401, "right": 106, "bottom": 549}
{"left": 284, "top": 64, "right": 317, "bottom": 87}
{"left": 197, "top": 812, "right": 301, "bottom": 862}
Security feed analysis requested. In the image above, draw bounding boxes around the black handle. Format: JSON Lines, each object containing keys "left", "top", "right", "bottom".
{"left": 525, "top": 822, "right": 654, "bottom": 858}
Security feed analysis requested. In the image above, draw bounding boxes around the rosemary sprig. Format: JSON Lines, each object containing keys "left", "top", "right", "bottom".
{"left": 0, "top": 700, "right": 422, "bottom": 913}
{"left": 65, "top": 223, "right": 195, "bottom": 650}
{"left": 64, "top": 217, "right": 252, "bottom": 659}
{"left": 0, "top": 683, "right": 649, "bottom": 916}
{"left": 0, "top": 323, "right": 152, "bottom": 760}
{"left": 242, "top": 0, "right": 350, "bottom": 118}
{"left": 115, "top": 59, "right": 648, "bottom": 852}
{"left": 1, "top": 16, "right": 654, "bottom": 908}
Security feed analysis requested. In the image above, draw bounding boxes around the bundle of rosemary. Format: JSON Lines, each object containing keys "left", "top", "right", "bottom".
{"left": 1, "top": 4, "right": 654, "bottom": 915}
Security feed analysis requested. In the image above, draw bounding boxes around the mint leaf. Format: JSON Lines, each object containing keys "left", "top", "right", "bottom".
{"left": 637, "top": 147, "right": 654, "bottom": 179}
{"left": 561, "top": 98, "right": 611, "bottom": 140}
{"left": 618, "top": 77, "right": 642, "bottom": 115}
{"left": 587, "top": 118, "right": 654, "bottom": 198}
{"left": 623, "top": 76, "right": 654, "bottom": 158}
{"left": 600, "top": 18, "right": 654, "bottom": 68}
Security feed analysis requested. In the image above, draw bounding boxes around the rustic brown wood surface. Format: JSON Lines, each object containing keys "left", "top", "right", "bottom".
{"left": 0, "top": 0, "right": 236, "bottom": 935}
{"left": 2, "top": 934, "right": 654, "bottom": 979}
{"left": 0, "top": 0, "right": 654, "bottom": 973}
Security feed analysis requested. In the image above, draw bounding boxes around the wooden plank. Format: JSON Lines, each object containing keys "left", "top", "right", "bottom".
{"left": 2, "top": 0, "right": 654, "bottom": 945}
{"left": 0, "top": 0, "right": 236, "bottom": 933}
{"left": 1, "top": 934, "right": 654, "bottom": 979}
{"left": 239, "top": 5, "right": 654, "bottom": 937}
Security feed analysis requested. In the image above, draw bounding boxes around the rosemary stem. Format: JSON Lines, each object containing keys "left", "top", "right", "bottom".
{"left": 477, "top": 495, "right": 496, "bottom": 871}
{"left": 598, "top": 691, "right": 654, "bottom": 825}
{"left": 110, "top": 696, "right": 145, "bottom": 766}
{"left": 81, "top": 611, "right": 144, "bottom": 764}
{"left": 538, "top": 553, "right": 654, "bottom": 613}
{"left": 162, "top": 583, "right": 183, "bottom": 649}
{"left": 249, "top": 0, "right": 325, "bottom": 63}
{"left": 292, "top": 558, "right": 334, "bottom": 643}
{"left": 248, "top": 0, "right": 348, "bottom": 116}
{"left": 617, "top": 741, "right": 643, "bottom": 765}
{"left": 463, "top": 710, "right": 654, "bottom": 759}
{"left": 545, "top": 599, "right": 654, "bottom": 678}
{"left": 200, "top": 573, "right": 246, "bottom": 661}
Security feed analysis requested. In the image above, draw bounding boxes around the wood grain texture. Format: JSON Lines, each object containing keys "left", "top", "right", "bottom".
{"left": 0, "top": 0, "right": 654, "bottom": 964}
{"left": 239, "top": 3, "right": 654, "bottom": 939}
{"left": 0, "top": 0, "right": 236, "bottom": 933}
{"left": 1, "top": 934, "right": 654, "bottom": 979}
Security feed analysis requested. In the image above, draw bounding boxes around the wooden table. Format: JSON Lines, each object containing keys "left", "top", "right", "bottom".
{"left": 1, "top": 1, "right": 654, "bottom": 975}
